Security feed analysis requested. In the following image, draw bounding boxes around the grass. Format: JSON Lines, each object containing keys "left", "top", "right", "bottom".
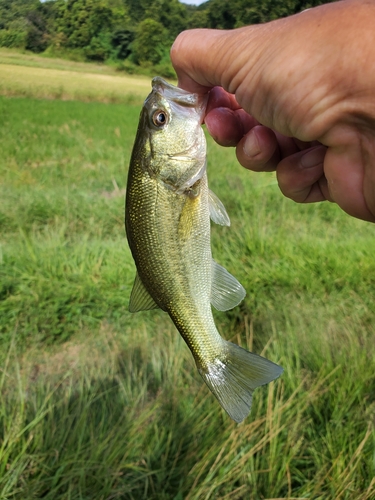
{"left": 0, "top": 47, "right": 122, "bottom": 74}
{"left": 0, "top": 56, "right": 375, "bottom": 498}
{"left": 0, "top": 48, "right": 151, "bottom": 104}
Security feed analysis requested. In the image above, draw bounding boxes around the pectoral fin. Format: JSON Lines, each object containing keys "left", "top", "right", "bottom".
{"left": 129, "top": 273, "right": 159, "bottom": 313}
{"left": 210, "top": 260, "right": 246, "bottom": 311}
{"left": 208, "top": 190, "right": 230, "bottom": 226}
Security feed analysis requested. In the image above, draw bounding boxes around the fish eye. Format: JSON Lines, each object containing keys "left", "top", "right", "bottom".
{"left": 152, "top": 109, "right": 168, "bottom": 127}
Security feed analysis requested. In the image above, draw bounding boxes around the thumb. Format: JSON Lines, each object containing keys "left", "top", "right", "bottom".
{"left": 170, "top": 28, "right": 262, "bottom": 95}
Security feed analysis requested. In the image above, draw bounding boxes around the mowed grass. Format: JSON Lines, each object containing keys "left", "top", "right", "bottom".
{"left": 0, "top": 49, "right": 150, "bottom": 104}
{"left": 0, "top": 64, "right": 375, "bottom": 498}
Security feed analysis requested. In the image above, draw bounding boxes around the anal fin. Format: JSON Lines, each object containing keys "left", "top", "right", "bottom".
{"left": 211, "top": 260, "right": 246, "bottom": 311}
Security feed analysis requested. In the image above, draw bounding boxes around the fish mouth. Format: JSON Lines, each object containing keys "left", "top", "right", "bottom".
{"left": 151, "top": 77, "right": 207, "bottom": 123}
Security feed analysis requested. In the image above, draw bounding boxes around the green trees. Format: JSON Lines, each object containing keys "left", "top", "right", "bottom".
{"left": 146, "top": 0, "right": 188, "bottom": 39}
{"left": 0, "top": 0, "right": 40, "bottom": 48}
{"left": 205, "top": 0, "right": 332, "bottom": 29}
{"left": 52, "top": 0, "right": 130, "bottom": 60}
{"left": 131, "top": 0, "right": 188, "bottom": 67}
{"left": 0, "top": 0, "right": 336, "bottom": 69}
{"left": 132, "top": 18, "right": 168, "bottom": 65}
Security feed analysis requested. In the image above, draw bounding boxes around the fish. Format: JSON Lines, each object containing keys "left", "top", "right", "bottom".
{"left": 125, "top": 77, "right": 283, "bottom": 423}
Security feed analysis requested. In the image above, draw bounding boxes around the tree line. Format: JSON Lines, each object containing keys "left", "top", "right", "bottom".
{"left": 0, "top": 0, "right": 333, "bottom": 76}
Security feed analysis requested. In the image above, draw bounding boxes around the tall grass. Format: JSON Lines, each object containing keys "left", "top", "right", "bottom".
{"left": 0, "top": 91, "right": 374, "bottom": 499}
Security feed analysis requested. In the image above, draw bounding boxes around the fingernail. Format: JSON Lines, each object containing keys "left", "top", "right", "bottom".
{"left": 243, "top": 132, "right": 261, "bottom": 157}
{"left": 301, "top": 147, "right": 326, "bottom": 168}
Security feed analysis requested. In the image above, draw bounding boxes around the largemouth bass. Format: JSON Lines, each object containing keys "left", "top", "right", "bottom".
{"left": 125, "top": 77, "right": 283, "bottom": 423}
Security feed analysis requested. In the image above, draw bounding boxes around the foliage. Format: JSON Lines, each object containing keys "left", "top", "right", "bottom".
{"left": 111, "top": 27, "right": 135, "bottom": 59}
{"left": 145, "top": 0, "right": 189, "bottom": 39}
{"left": 0, "top": 0, "right": 46, "bottom": 49}
{"left": 52, "top": 0, "right": 130, "bottom": 60}
{"left": 0, "top": 90, "right": 374, "bottom": 498}
{"left": 0, "top": 27, "right": 27, "bottom": 48}
{"left": 0, "top": 0, "right": 39, "bottom": 30}
{"left": 132, "top": 18, "right": 169, "bottom": 66}
{"left": 205, "top": 0, "right": 335, "bottom": 28}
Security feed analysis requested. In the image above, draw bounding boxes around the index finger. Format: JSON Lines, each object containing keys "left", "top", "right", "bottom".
{"left": 205, "top": 87, "right": 241, "bottom": 114}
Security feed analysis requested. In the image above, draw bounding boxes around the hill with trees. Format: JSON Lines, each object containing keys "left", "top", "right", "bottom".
{"left": 0, "top": 0, "right": 334, "bottom": 75}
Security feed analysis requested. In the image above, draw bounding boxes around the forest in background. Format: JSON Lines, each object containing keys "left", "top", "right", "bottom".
{"left": 0, "top": 0, "right": 333, "bottom": 76}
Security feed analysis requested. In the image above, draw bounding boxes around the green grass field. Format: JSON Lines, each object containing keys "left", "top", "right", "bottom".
{"left": 0, "top": 55, "right": 374, "bottom": 499}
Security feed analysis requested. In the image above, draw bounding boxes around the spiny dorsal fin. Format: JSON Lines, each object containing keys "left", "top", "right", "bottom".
{"left": 208, "top": 189, "right": 230, "bottom": 226}
{"left": 129, "top": 273, "right": 159, "bottom": 313}
{"left": 211, "top": 260, "right": 246, "bottom": 311}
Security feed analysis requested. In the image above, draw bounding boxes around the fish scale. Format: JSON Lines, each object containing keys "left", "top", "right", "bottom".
{"left": 125, "top": 77, "right": 283, "bottom": 423}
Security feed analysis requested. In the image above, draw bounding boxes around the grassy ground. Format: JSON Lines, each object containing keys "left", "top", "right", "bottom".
{"left": 0, "top": 47, "right": 124, "bottom": 73}
{"left": 0, "top": 48, "right": 150, "bottom": 104}
{"left": 0, "top": 55, "right": 374, "bottom": 499}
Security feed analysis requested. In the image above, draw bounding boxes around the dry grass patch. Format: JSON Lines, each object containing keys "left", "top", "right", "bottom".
{"left": 13, "top": 323, "right": 124, "bottom": 389}
{"left": 0, "top": 63, "right": 151, "bottom": 103}
{"left": 0, "top": 47, "right": 123, "bottom": 74}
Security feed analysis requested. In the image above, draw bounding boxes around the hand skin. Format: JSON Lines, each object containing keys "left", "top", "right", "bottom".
{"left": 170, "top": 0, "right": 375, "bottom": 223}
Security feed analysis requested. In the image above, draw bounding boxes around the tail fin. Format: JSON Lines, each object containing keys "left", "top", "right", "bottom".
{"left": 197, "top": 341, "right": 283, "bottom": 423}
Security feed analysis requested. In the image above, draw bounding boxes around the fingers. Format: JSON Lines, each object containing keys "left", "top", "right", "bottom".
{"left": 204, "top": 86, "right": 284, "bottom": 167}
{"left": 276, "top": 137, "right": 375, "bottom": 221}
{"left": 204, "top": 108, "right": 245, "bottom": 147}
{"left": 206, "top": 86, "right": 240, "bottom": 114}
{"left": 324, "top": 144, "right": 375, "bottom": 222}
{"left": 277, "top": 146, "right": 330, "bottom": 203}
{"left": 204, "top": 87, "right": 258, "bottom": 146}
{"left": 236, "top": 126, "right": 281, "bottom": 172}
{"left": 204, "top": 108, "right": 259, "bottom": 148}
{"left": 205, "top": 93, "right": 308, "bottom": 173}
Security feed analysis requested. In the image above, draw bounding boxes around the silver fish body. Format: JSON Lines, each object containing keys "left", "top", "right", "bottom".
{"left": 125, "top": 77, "right": 283, "bottom": 423}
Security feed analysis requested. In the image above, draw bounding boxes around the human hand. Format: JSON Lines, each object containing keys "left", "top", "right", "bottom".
{"left": 170, "top": 0, "right": 375, "bottom": 222}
